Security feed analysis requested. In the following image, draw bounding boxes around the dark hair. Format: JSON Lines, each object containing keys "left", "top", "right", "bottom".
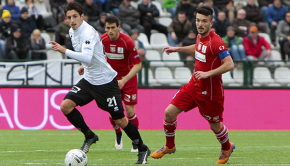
{"left": 105, "top": 15, "right": 120, "bottom": 26}
{"left": 64, "top": 2, "right": 83, "bottom": 16}
{"left": 177, "top": 11, "right": 186, "bottom": 15}
{"left": 196, "top": 6, "right": 213, "bottom": 20}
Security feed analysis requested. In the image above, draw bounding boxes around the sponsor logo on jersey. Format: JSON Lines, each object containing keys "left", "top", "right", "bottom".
{"left": 124, "top": 94, "right": 131, "bottom": 102}
{"left": 106, "top": 52, "right": 124, "bottom": 59}
{"left": 110, "top": 46, "right": 116, "bottom": 52}
{"left": 198, "top": 42, "right": 202, "bottom": 51}
{"left": 195, "top": 51, "right": 206, "bottom": 62}
{"left": 201, "top": 91, "right": 207, "bottom": 95}
{"left": 85, "top": 40, "right": 90, "bottom": 44}
{"left": 134, "top": 55, "right": 140, "bottom": 58}
{"left": 83, "top": 47, "right": 91, "bottom": 50}
{"left": 117, "top": 47, "right": 124, "bottom": 53}
{"left": 202, "top": 45, "right": 207, "bottom": 53}
{"left": 70, "top": 86, "right": 81, "bottom": 93}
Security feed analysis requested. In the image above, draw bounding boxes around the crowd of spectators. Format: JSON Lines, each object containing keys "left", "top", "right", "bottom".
{"left": 0, "top": 0, "right": 290, "bottom": 63}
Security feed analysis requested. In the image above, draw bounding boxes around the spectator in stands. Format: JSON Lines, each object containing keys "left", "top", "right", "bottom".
{"left": 212, "top": 11, "right": 230, "bottom": 38}
{"left": 258, "top": 0, "right": 273, "bottom": 21}
{"left": 138, "top": 0, "right": 167, "bottom": 42}
{"left": 58, "top": 0, "right": 75, "bottom": 24}
{"left": 213, "top": 0, "right": 228, "bottom": 11}
{"left": 130, "top": 29, "right": 146, "bottom": 61}
{"left": 94, "top": 0, "right": 111, "bottom": 13}
{"left": 83, "top": 0, "right": 100, "bottom": 24}
{"left": 94, "top": 12, "right": 107, "bottom": 34}
{"left": 119, "top": 0, "right": 144, "bottom": 35}
{"left": 111, "top": 0, "right": 122, "bottom": 16}
{"left": 16, "top": 7, "right": 36, "bottom": 39}
{"left": 30, "top": 29, "right": 46, "bottom": 60}
{"left": 283, "top": 40, "right": 290, "bottom": 61}
{"left": 244, "top": 0, "right": 268, "bottom": 33}
{"left": 167, "top": 11, "right": 192, "bottom": 47}
{"left": 23, "top": 0, "right": 45, "bottom": 30}
{"left": 5, "top": 27, "right": 31, "bottom": 61}
{"left": 277, "top": 11, "right": 290, "bottom": 61}
{"left": 49, "top": 0, "right": 66, "bottom": 24}
{"left": 266, "top": 0, "right": 288, "bottom": 45}
{"left": 283, "top": 0, "right": 290, "bottom": 9}
{"left": 3, "top": 0, "right": 20, "bottom": 20}
{"left": 55, "top": 16, "right": 70, "bottom": 46}
{"left": 202, "top": 0, "right": 218, "bottom": 21}
{"left": 0, "top": 10, "right": 16, "bottom": 59}
{"left": 222, "top": 0, "right": 236, "bottom": 24}
{"left": 175, "top": 0, "right": 196, "bottom": 21}
{"left": 243, "top": 26, "right": 272, "bottom": 64}
{"left": 162, "top": 0, "right": 176, "bottom": 19}
{"left": 180, "top": 30, "right": 196, "bottom": 72}
{"left": 232, "top": 9, "right": 253, "bottom": 38}
{"left": 222, "top": 26, "right": 246, "bottom": 61}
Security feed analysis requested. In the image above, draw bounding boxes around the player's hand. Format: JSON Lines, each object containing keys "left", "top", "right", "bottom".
{"left": 78, "top": 65, "right": 84, "bottom": 75}
{"left": 162, "top": 46, "right": 177, "bottom": 55}
{"left": 194, "top": 71, "right": 210, "bottom": 80}
{"left": 118, "top": 79, "right": 125, "bottom": 89}
{"left": 49, "top": 41, "right": 66, "bottom": 54}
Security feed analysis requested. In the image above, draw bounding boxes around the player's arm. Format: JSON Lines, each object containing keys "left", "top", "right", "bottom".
{"left": 50, "top": 31, "right": 95, "bottom": 64}
{"left": 194, "top": 52, "right": 234, "bottom": 80}
{"left": 163, "top": 44, "right": 196, "bottom": 55}
{"left": 118, "top": 62, "right": 142, "bottom": 89}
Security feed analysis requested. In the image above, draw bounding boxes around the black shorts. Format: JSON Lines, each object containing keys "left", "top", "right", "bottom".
{"left": 64, "top": 78, "right": 125, "bottom": 120}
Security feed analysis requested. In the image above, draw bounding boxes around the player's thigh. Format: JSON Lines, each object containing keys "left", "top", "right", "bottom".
{"left": 170, "top": 85, "right": 198, "bottom": 112}
{"left": 93, "top": 78, "right": 125, "bottom": 120}
{"left": 164, "top": 104, "right": 183, "bottom": 121}
{"left": 64, "top": 78, "right": 94, "bottom": 107}
{"left": 197, "top": 97, "right": 224, "bottom": 123}
{"left": 121, "top": 76, "right": 137, "bottom": 105}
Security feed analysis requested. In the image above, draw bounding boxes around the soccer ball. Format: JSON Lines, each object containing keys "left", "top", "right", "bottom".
{"left": 64, "top": 149, "right": 88, "bottom": 166}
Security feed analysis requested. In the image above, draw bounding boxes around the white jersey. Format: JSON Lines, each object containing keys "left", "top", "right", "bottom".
{"left": 65, "top": 21, "right": 117, "bottom": 85}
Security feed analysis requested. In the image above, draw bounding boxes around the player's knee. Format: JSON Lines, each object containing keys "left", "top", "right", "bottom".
{"left": 164, "top": 109, "right": 175, "bottom": 120}
{"left": 60, "top": 100, "right": 75, "bottom": 115}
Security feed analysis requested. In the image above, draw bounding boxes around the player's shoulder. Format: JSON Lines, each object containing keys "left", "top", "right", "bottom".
{"left": 210, "top": 31, "right": 224, "bottom": 41}
{"left": 119, "top": 33, "right": 132, "bottom": 41}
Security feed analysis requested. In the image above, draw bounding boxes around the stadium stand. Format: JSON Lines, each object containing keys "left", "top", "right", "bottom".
{"left": 162, "top": 52, "right": 184, "bottom": 67}
{"left": 174, "top": 67, "right": 192, "bottom": 84}
{"left": 155, "top": 67, "right": 179, "bottom": 85}
{"left": 144, "top": 50, "right": 165, "bottom": 67}
{"left": 150, "top": 33, "right": 169, "bottom": 50}
{"left": 253, "top": 67, "right": 276, "bottom": 86}
{"left": 274, "top": 67, "right": 290, "bottom": 85}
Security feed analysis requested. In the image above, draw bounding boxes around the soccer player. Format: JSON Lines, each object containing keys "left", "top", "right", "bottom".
{"left": 100, "top": 16, "right": 142, "bottom": 152}
{"left": 150, "top": 6, "right": 236, "bottom": 164}
{"left": 49, "top": 2, "right": 150, "bottom": 164}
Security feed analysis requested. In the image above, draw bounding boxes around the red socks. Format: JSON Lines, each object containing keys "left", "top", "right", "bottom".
{"left": 164, "top": 119, "right": 177, "bottom": 149}
{"left": 128, "top": 113, "right": 139, "bottom": 129}
{"left": 214, "top": 125, "right": 231, "bottom": 150}
{"left": 109, "top": 113, "right": 139, "bottom": 133}
{"left": 109, "top": 116, "right": 121, "bottom": 133}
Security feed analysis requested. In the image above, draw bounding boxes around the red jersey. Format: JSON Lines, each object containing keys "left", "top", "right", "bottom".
{"left": 189, "top": 30, "right": 228, "bottom": 100}
{"left": 101, "top": 33, "right": 141, "bottom": 78}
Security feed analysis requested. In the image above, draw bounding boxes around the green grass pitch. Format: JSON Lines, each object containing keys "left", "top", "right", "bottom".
{"left": 0, "top": 130, "right": 289, "bottom": 166}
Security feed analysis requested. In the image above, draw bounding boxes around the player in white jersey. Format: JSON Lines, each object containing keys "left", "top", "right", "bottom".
{"left": 49, "top": 2, "right": 150, "bottom": 164}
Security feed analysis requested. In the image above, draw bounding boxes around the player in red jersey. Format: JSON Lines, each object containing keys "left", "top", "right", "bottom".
{"left": 100, "top": 15, "right": 142, "bottom": 152}
{"left": 151, "top": 6, "right": 236, "bottom": 164}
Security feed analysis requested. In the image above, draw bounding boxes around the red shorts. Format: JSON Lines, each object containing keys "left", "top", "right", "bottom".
{"left": 119, "top": 75, "right": 138, "bottom": 105}
{"left": 170, "top": 84, "right": 224, "bottom": 123}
